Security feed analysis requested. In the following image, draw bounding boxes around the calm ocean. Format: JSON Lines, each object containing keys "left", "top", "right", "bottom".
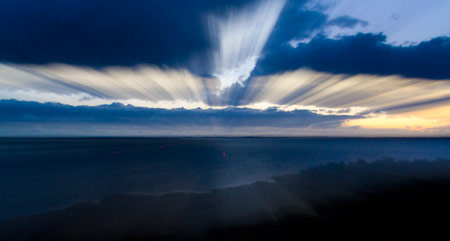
{"left": 1, "top": 137, "right": 450, "bottom": 220}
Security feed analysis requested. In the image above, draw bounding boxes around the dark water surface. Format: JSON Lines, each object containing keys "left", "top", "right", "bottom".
{"left": 1, "top": 137, "right": 449, "bottom": 220}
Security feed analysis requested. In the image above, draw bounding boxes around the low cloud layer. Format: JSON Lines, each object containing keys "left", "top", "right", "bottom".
{"left": 0, "top": 99, "right": 352, "bottom": 136}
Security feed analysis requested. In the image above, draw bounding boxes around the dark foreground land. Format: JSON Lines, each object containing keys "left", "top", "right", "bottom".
{"left": 1, "top": 159, "right": 450, "bottom": 241}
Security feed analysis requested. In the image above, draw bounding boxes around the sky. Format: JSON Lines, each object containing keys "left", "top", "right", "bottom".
{"left": 1, "top": 0, "right": 450, "bottom": 136}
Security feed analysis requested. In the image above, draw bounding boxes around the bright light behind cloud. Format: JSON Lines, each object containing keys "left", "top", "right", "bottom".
{"left": 242, "top": 102, "right": 367, "bottom": 116}
{"left": 209, "top": 0, "right": 286, "bottom": 89}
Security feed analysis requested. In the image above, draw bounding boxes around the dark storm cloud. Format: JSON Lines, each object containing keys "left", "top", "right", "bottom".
{"left": 2, "top": 0, "right": 448, "bottom": 81}
{"left": 256, "top": 33, "right": 450, "bottom": 80}
{"left": 264, "top": 1, "right": 327, "bottom": 49}
{"left": 0, "top": 0, "right": 253, "bottom": 68}
{"left": 327, "top": 15, "right": 368, "bottom": 28}
{"left": 262, "top": 3, "right": 367, "bottom": 52}
{"left": 0, "top": 99, "right": 351, "bottom": 129}
{"left": 0, "top": 0, "right": 320, "bottom": 70}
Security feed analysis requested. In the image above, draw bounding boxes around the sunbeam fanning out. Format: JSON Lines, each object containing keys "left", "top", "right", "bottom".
{"left": 209, "top": 0, "right": 286, "bottom": 89}
{"left": 241, "top": 68, "right": 450, "bottom": 132}
{"left": 244, "top": 69, "right": 450, "bottom": 113}
{"left": 0, "top": 64, "right": 219, "bottom": 108}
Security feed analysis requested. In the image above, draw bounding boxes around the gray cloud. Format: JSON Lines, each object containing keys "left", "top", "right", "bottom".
{"left": 327, "top": 15, "right": 368, "bottom": 29}
{"left": 0, "top": 99, "right": 354, "bottom": 136}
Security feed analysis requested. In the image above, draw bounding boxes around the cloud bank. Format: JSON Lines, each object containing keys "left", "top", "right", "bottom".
{"left": 257, "top": 34, "right": 450, "bottom": 80}
{"left": 0, "top": 99, "right": 353, "bottom": 136}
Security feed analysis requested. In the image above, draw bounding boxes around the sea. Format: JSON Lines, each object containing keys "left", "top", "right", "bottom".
{"left": 1, "top": 137, "right": 450, "bottom": 221}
